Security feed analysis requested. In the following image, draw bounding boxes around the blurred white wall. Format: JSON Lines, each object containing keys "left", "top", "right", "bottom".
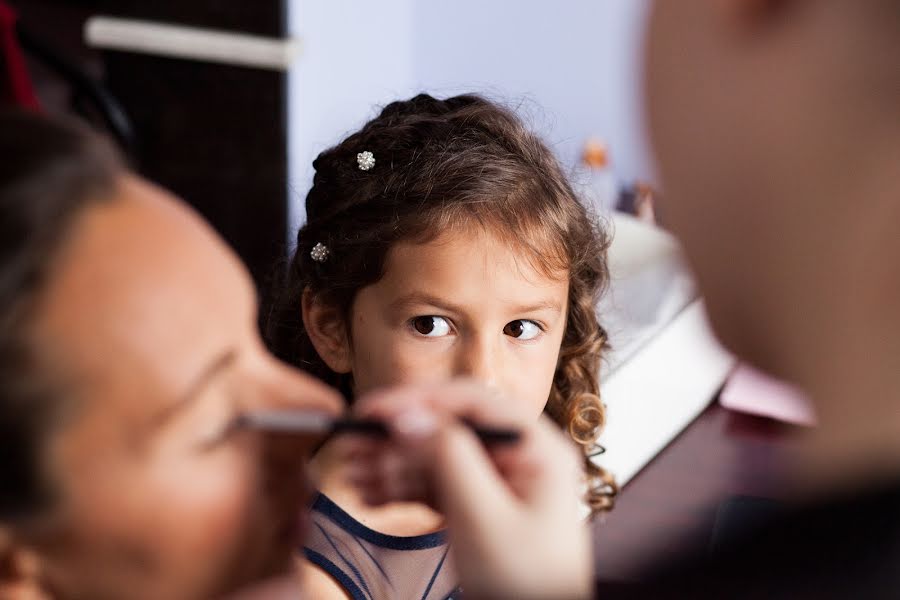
{"left": 287, "top": 0, "right": 415, "bottom": 235}
{"left": 287, "top": 0, "right": 653, "bottom": 236}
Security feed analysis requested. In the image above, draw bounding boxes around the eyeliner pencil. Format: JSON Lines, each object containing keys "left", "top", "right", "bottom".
{"left": 237, "top": 409, "right": 520, "bottom": 445}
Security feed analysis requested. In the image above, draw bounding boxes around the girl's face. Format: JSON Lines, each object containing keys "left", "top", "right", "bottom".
{"left": 340, "top": 229, "right": 569, "bottom": 418}
{"left": 17, "top": 177, "right": 342, "bottom": 599}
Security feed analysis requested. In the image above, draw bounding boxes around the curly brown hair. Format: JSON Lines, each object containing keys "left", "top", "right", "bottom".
{"left": 266, "top": 93, "right": 617, "bottom": 515}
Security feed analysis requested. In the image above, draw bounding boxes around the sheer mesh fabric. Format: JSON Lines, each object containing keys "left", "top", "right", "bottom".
{"left": 303, "top": 493, "right": 462, "bottom": 600}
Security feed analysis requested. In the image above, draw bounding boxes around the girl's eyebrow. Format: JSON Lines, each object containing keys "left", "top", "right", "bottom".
{"left": 389, "top": 292, "right": 562, "bottom": 316}
{"left": 508, "top": 300, "right": 563, "bottom": 314}
{"left": 389, "top": 292, "right": 463, "bottom": 314}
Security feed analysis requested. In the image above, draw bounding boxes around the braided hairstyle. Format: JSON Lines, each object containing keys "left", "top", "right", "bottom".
{"left": 267, "top": 94, "right": 617, "bottom": 515}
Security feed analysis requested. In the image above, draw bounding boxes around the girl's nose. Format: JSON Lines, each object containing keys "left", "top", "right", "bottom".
{"left": 454, "top": 336, "right": 500, "bottom": 390}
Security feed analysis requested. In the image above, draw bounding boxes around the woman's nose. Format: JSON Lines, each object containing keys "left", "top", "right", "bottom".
{"left": 251, "top": 356, "right": 345, "bottom": 416}
{"left": 249, "top": 357, "right": 345, "bottom": 482}
{"left": 239, "top": 357, "right": 345, "bottom": 465}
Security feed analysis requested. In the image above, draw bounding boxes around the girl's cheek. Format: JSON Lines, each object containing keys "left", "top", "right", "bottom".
{"left": 356, "top": 335, "right": 451, "bottom": 391}
{"left": 389, "top": 342, "right": 455, "bottom": 385}
{"left": 512, "top": 348, "right": 560, "bottom": 417}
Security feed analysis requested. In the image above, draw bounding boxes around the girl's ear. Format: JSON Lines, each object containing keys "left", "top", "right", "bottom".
{"left": 0, "top": 529, "right": 49, "bottom": 599}
{"left": 301, "top": 288, "right": 353, "bottom": 374}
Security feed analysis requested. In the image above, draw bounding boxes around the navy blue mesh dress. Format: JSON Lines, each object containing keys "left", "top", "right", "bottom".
{"left": 303, "top": 493, "right": 463, "bottom": 600}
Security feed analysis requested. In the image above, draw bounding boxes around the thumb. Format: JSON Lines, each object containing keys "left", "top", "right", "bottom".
{"left": 430, "top": 422, "right": 520, "bottom": 530}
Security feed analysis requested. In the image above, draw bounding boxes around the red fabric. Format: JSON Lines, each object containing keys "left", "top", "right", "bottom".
{"left": 0, "top": 1, "right": 40, "bottom": 111}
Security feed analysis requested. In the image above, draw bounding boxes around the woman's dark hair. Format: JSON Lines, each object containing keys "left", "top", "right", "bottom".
{"left": 0, "top": 111, "right": 122, "bottom": 519}
{"left": 267, "top": 94, "right": 617, "bottom": 515}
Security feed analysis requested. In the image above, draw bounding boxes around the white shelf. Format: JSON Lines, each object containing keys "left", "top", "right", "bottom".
{"left": 85, "top": 16, "right": 301, "bottom": 71}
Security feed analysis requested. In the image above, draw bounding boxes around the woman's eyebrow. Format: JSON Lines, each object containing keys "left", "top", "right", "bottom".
{"left": 181, "top": 349, "right": 238, "bottom": 403}
{"left": 150, "top": 348, "right": 239, "bottom": 429}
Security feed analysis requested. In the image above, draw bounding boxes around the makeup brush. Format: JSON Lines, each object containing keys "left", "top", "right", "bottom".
{"left": 236, "top": 409, "right": 521, "bottom": 445}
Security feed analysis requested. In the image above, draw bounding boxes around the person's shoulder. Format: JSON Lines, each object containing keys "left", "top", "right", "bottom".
{"left": 600, "top": 481, "right": 900, "bottom": 599}
{"left": 297, "top": 555, "right": 354, "bottom": 600}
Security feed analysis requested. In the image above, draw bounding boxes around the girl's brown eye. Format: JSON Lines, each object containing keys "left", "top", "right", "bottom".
{"left": 504, "top": 320, "right": 524, "bottom": 337}
{"left": 504, "top": 320, "right": 541, "bottom": 340}
{"left": 411, "top": 316, "right": 451, "bottom": 337}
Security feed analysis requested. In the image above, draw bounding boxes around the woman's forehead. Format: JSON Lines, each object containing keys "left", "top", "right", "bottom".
{"left": 32, "top": 177, "right": 255, "bottom": 407}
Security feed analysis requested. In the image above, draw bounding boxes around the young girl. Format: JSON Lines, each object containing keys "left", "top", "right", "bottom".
{"left": 267, "top": 93, "right": 616, "bottom": 599}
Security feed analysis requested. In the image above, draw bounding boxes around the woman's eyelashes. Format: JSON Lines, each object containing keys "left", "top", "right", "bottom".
{"left": 408, "top": 315, "right": 544, "bottom": 341}
{"left": 193, "top": 392, "right": 243, "bottom": 451}
{"left": 195, "top": 416, "right": 239, "bottom": 451}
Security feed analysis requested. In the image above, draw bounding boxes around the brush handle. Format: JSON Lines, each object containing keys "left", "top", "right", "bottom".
{"left": 238, "top": 410, "right": 520, "bottom": 445}
{"left": 331, "top": 417, "right": 521, "bottom": 445}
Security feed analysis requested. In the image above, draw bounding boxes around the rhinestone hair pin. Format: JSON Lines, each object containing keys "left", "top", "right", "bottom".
{"left": 310, "top": 242, "right": 330, "bottom": 263}
{"left": 357, "top": 150, "right": 375, "bottom": 171}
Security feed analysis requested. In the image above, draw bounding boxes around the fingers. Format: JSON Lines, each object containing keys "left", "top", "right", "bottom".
{"left": 355, "top": 379, "right": 533, "bottom": 431}
{"left": 343, "top": 379, "right": 583, "bottom": 522}
{"left": 347, "top": 381, "right": 528, "bottom": 511}
{"left": 218, "top": 576, "right": 304, "bottom": 600}
{"left": 429, "top": 421, "right": 518, "bottom": 527}
{"left": 341, "top": 435, "right": 435, "bottom": 506}
{"left": 523, "top": 417, "right": 585, "bottom": 513}
{"left": 342, "top": 380, "right": 594, "bottom": 600}
{"left": 352, "top": 452, "right": 432, "bottom": 506}
{"left": 345, "top": 380, "right": 578, "bottom": 510}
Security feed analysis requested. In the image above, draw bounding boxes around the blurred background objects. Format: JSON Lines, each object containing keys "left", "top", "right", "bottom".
{"left": 5, "top": 0, "right": 654, "bottom": 289}
{"left": 6, "top": 0, "right": 290, "bottom": 292}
